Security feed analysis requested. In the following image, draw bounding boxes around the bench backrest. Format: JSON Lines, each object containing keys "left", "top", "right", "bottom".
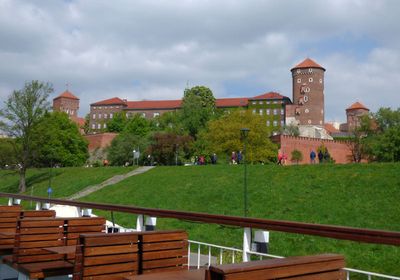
{"left": 73, "top": 232, "right": 140, "bottom": 280}
{"left": 21, "top": 210, "right": 56, "bottom": 219}
{"left": 13, "top": 218, "right": 65, "bottom": 264}
{"left": 206, "top": 254, "right": 346, "bottom": 280}
{"left": 0, "top": 205, "right": 23, "bottom": 252}
{"left": 140, "top": 230, "right": 188, "bottom": 274}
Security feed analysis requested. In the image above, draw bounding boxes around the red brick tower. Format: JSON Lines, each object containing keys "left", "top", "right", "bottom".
{"left": 53, "top": 90, "right": 80, "bottom": 118}
{"left": 291, "top": 58, "right": 326, "bottom": 126}
{"left": 346, "top": 102, "right": 369, "bottom": 131}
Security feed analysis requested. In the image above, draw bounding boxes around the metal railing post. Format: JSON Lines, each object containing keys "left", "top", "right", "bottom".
{"left": 243, "top": 227, "right": 251, "bottom": 262}
{"left": 136, "top": 214, "right": 144, "bottom": 231}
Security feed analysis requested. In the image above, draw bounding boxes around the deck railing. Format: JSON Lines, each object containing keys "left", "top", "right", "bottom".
{"left": 1, "top": 192, "right": 399, "bottom": 279}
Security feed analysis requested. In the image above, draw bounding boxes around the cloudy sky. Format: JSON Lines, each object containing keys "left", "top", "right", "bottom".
{"left": 0, "top": 0, "right": 399, "bottom": 122}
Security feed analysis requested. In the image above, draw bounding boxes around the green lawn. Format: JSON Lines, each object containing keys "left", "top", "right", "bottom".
{"left": 81, "top": 163, "right": 400, "bottom": 276}
{"left": 0, "top": 166, "right": 135, "bottom": 199}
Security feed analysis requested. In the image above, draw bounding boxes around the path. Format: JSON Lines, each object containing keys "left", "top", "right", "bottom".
{"left": 68, "top": 166, "right": 155, "bottom": 200}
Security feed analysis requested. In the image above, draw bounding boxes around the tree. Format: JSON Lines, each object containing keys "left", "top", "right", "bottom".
{"left": 0, "top": 138, "right": 18, "bottom": 168}
{"left": 363, "top": 107, "right": 400, "bottom": 162}
{"left": 181, "top": 86, "right": 216, "bottom": 138}
{"left": 83, "top": 114, "right": 90, "bottom": 134}
{"left": 107, "top": 132, "right": 149, "bottom": 166}
{"left": 202, "top": 110, "right": 277, "bottom": 163}
{"left": 31, "top": 112, "right": 89, "bottom": 167}
{"left": 106, "top": 111, "right": 128, "bottom": 132}
{"left": 291, "top": 149, "right": 303, "bottom": 164}
{"left": 148, "top": 132, "right": 194, "bottom": 165}
{"left": 0, "top": 81, "right": 52, "bottom": 192}
{"left": 123, "top": 114, "right": 152, "bottom": 137}
{"left": 346, "top": 114, "right": 373, "bottom": 163}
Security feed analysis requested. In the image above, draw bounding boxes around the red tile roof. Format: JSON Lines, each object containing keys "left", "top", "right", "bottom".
{"left": 324, "top": 123, "right": 340, "bottom": 134}
{"left": 126, "top": 100, "right": 182, "bottom": 110}
{"left": 54, "top": 90, "right": 79, "bottom": 100}
{"left": 346, "top": 102, "right": 369, "bottom": 111}
{"left": 91, "top": 97, "right": 127, "bottom": 106}
{"left": 291, "top": 58, "right": 325, "bottom": 71}
{"left": 71, "top": 116, "right": 85, "bottom": 127}
{"left": 251, "top": 92, "right": 287, "bottom": 100}
{"left": 216, "top": 97, "right": 248, "bottom": 107}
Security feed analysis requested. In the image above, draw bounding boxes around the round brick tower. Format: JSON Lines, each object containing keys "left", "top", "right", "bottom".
{"left": 291, "top": 58, "right": 325, "bottom": 126}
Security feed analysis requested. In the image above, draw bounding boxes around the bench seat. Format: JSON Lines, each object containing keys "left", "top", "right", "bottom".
{"left": 18, "top": 260, "right": 74, "bottom": 279}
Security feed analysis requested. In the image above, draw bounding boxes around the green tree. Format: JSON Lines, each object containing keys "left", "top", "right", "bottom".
{"left": 106, "top": 111, "right": 128, "bottom": 132}
{"left": 291, "top": 149, "right": 303, "bottom": 164}
{"left": 0, "top": 138, "right": 18, "bottom": 168}
{"left": 156, "top": 111, "right": 185, "bottom": 134}
{"left": 83, "top": 114, "right": 90, "bottom": 134}
{"left": 202, "top": 110, "right": 277, "bottom": 163}
{"left": 181, "top": 86, "right": 216, "bottom": 138}
{"left": 31, "top": 112, "right": 89, "bottom": 167}
{"left": 0, "top": 81, "right": 52, "bottom": 192}
{"left": 107, "top": 132, "right": 148, "bottom": 166}
{"left": 364, "top": 108, "right": 400, "bottom": 162}
{"left": 123, "top": 114, "right": 151, "bottom": 137}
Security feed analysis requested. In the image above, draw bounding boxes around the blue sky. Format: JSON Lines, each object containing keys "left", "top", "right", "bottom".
{"left": 0, "top": 0, "right": 399, "bottom": 123}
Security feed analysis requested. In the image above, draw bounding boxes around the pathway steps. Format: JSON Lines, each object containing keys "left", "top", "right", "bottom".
{"left": 68, "top": 166, "right": 155, "bottom": 200}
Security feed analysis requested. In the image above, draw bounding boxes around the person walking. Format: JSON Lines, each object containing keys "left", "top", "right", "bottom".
{"left": 318, "top": 150, "right": 323, "bottom": 163}
{"left": 310, "top": 150, "right": 316, "bottom": 164}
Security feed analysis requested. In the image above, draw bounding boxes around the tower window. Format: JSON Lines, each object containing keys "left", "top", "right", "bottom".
{"left": 281, "top": 109, "right": 284, "bottom": 115}
{"left": 308, "top": 68, "right": 313, "bottom": 73}
{"left": 273, "top": 109, "right": 278, "bottom": 115}
{"left": 309, "top": 78, "right": 313, "bottom": 82}
{"left": 92, "top": 114, "right": 96, "bottom": 120}
{"left": 305, "top": 109, "right": 309, "bottom": 113}
{"left": 266, "top": 109, "right": 270, "bottom": 115}
{"left": 319, "top": 79, "right": 323, "bottom": 83}
{"left": 259, "top": 110, "right": 263, "bottom": 116}
{"left": 273, "top": 120, "right": 278, "bottom": 126}
{"left": 297, "top": 69, "right": 301, "bottom": 74}
{"left": 308, "top": 120, "right": 312, "bottom": 124}
{"left": 297, "top": 78, "right": 301, "bottom": 83}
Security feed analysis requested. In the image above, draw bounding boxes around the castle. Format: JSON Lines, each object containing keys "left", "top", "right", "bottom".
{"left": 52, "top": 58, "right": 370, "bottom": 162}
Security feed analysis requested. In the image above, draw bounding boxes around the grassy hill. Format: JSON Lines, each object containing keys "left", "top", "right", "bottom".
{"left": 0, "top": 166, "right": 135, "bottom": 201}
{"left": 80, "top": 163, "right": 400, "bottom": 275}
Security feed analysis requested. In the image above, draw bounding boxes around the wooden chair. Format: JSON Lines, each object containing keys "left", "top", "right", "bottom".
{"left": 3, "top": 216, "right": 106, "bottom": 279}
{"left": 205, "top": 254, "right": 346, "bottom": 280}
{"left": 140, "top": 230, "right": 188, "bottom": 274}
{"left": 72, "top": 232, "right": 140, "bottom": 280}
{"left": 0, "top": 205, "right": 22, "bottom": 255}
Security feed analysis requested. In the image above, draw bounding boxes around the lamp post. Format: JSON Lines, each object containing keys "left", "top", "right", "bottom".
{"left": 240, "top": 128, "right": 250, "bottom": 217}
{"left": 133, "top": 150, "right": 136, "bottom": 166}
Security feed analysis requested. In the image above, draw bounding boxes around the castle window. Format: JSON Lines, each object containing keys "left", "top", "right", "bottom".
{"left": 305, "top": 109, "right": 309, "bottom": 113}
{"left": 252, "top": 101, "right": 256, "bottom": 105}
{"left": 104, "top": 114, "right": 108, "bottom": 119}
{"left": 281, "top": 120, "right": 285, "bottom": 126}
{"left": 297, "top": 69, "right": 301, "bottom": 74}
{"left": 97, "top": 123, "right": 101, "bottom": 129}
{"left": 110, "top": 113, "right": 113, "bottom": 118}
{"left": 297, "top": 78, "right": 301, "bottom": 83}
{"left": 103, "top": 123, "right": 107, "bottom": 129}
{"left": 92, "top": 106, "right": 96, "bottom": 110}
{"left": 273, "top": 101, "right": 278, "bottom": 104}
{"left": 266, "top": 120, "right": 270, "bottom": 126}
{"left": 266, "top": 109, "right": 270, "bottom": 115}
{"left": 98, "top": 114, "right": 101, "bottom": 119}
{"left": 308, "top": 120, "right": 312, "bottom": 124}
{"left": 259, "top": 101, "right": 263, "bottom": 105}
{"left": 126, "top": 113, "right": 129, "bottom": 118}
{"left": 92, "top": 114, "right": 96, "bottom": 120}
{"left": 252, "top": 109, "right": 256, "bottom": 114}
{"left": 266, "top": 101, "right": 270, "bottom": 104}
{"left": 153, "top": 112, "right": 160, "bottom": 118}
{"left": 273, "top": 109, "right": 278, "bottom": 115}
{"left": 281, "top": 109, "right": 284, "bottom": 115}
{"left": 141, "top": 113, "right": 146, "bottom": 118}
{"left": 308, "top": 68, "right": 313, "bottom": 73}
{"left": 309, "top": 78, "right": 313, "bottom": 82}
{"left": 259, "top": 110, "right": 263, "bottom": 116}
{"left": 273, "top": 120, "right": 278, "bottom": 126}
{"left": 91, "top": 124, "right": 95, "bottom": 129}
{"left": 319, "top": 79, "right": 323, "bottom": 83}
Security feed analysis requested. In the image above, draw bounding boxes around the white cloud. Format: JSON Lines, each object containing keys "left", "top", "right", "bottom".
{"left": 0, "top": 0, "right": 399, "bottom": 123}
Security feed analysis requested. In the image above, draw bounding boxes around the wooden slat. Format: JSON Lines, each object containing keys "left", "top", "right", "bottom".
{"left": 20, "top": 227, "right": 64, "bottom": 234}
{"left": 84, "top": 253, "right": 139, "bottom": 266}
{"left": 84, "top": 244, "right": 139, "bottom": 256}
{"left": 21, "top": 210, "right": 56, "bottom": 218}
{"left": 142, "top": 240, "right": 187, "bottom": 251}
{"left": 141, "top": 231, "right": 188, "bottom": 243}
{"left": 281, "top": 270, "right": 346, "bottom": 280}
{"left": 142, "top": 248, "right": 188, "bottom": 261}
{"left": 19, "top": 233, "right": 64, "bottom": 242}
{"left": 67, "top": 225, "right": 105, "bottom": 233}
{"left": 82, "top": 271, "right": 137, "bottom": 280}
{"left": 142, "top": 257, "right": 187, "bottom": 269}
{"left": 67, "top": 217, "right": 106, "bottom": 226}
{"left": 83, "top": 262, "right": 138, "bottom": 276}
{"left": 20, "top": 219, "right": 65, "bottom": 228}
{"left": 83, "top": 233, "right": 139, "bottom": 246}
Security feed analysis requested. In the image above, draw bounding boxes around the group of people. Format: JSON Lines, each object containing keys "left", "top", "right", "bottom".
{"left": 230, "top": 151, "right": 243, "bottom": 164}
{"left": 310, "top": 149, "right": 331, "bottom": 164}
{"left": 192, "top": 153, "right": 218, "bottom": 165}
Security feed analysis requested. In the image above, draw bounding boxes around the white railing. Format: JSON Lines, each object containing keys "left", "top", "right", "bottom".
{"left": 188, "top": 240, "right": 400, "bottom": 280}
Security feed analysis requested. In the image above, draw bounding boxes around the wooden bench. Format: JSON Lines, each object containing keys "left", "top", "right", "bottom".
{"left": 72, "top": 232, "right": 140, "bottom": 280}
{"left": 0, "top": 206, "right": 55, "bottom": 255}
{"left": 3, "top": 216, "right": 106, "bottom": 279}
{"left": 205, "top": 254, "right": 346, "bottom": 280}
{"left": 140, "top": 230, "right": 188, "bottom": 274}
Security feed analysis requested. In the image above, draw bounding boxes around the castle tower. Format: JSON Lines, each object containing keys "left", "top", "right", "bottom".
{"left": 345, "top": 102, "right": 369, "bottom": 131}
{"left": 53, "top": 90, "right": 80, "bottom": 118}
{"left": 291, "top": 58, "right": 326, "bottom": 126}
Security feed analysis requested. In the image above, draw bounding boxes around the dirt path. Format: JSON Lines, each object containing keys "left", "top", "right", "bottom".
{"left": 68, "top": 166, "right": 155, "bottom": 200}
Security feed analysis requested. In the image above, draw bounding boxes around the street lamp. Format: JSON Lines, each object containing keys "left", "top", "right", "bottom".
{"left": 240, "top": 128, "right": 250, "bottom": 217}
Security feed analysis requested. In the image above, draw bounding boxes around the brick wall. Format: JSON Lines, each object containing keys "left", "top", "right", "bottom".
{"left": 271, "top": 134, "right": 352, "bottom": 164}
{"left": 85, "top": 133, "right": 118, "bottom": 152}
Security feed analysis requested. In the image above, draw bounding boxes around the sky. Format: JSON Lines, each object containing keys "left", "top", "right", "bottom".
{"left": 0, "top": 0, "right": 399, "bottom": 123}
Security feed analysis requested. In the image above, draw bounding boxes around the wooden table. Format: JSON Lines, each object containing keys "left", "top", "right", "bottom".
{"left": 43, "top": 245, "right": 76, "bottom": 254}
{"left": 124, "top": 269, "right": 206, "bottom": 280}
